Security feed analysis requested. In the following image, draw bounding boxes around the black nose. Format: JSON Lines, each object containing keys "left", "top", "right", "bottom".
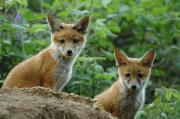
{"left": 67, "top": 50, "right": 72, "bottom": 55}
{"left": 131, "top": 85, "right": 136, "bottom": 90}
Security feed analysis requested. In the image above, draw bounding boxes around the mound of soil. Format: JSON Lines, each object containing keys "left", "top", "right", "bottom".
{"left": 0, "top": 87, "right": 114, "bottom": 119}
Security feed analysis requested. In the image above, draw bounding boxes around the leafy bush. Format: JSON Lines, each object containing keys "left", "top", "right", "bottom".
{"left": 137, "top": 88, "right": 180, "bottom": 119}
{"left": 0, "top": 0, "right": 179, "bottom": 118}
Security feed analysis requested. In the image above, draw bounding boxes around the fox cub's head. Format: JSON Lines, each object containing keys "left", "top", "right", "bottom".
{"left": 47, "top": 15, "right": 89, "bottom": 59}
{"left": 115, "top": 49, "right": 155, "bottom": 91}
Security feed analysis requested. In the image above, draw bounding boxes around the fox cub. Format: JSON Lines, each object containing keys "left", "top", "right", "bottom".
{"left": 94, "top": 49, "right": 155, "bottom": 119}
{"left": 2, "top": 15, "right": 89, "bottom": 90}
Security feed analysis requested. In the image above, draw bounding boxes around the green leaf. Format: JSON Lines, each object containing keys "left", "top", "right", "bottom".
{"left": 28, "top": 24, "right": 48, "bottom": 33}
{"left": 18, "top": 0, "right": 28, "bottom": 6}
{"left": 165, "top": 89, "right": 173, "bottom": 100}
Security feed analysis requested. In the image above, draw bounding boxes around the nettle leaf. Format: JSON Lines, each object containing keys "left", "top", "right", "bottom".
{"left": 95, "top": 72, "right": 115, "bottom": 80}
{"left": 93, "top": 65, "right": 104, "bottom": 72}
{"left": 98, "top": 39, "right": 112, "bottom": 48}
{"left": 57, "top": 11, "right": 70, "bottom": 17}
{"left": 107, "top": 20, "right": 121, "bottom": 33}
{"left": 95, "top": 19, "right": 111, "bottom": 39}
{"left": 146, "top": 103, "right": 155, "bottom": 109}
{"left": 72, "top": 10, "right": 89, "bottom": 15}
{"left": 96, "top": 30, "right": 107, "bottom": 39}
{"left": 172, "top": 89, "right": 180, "bottom": 100}
{"left": 165, "top": 89, "right": 173, "bottom": 100}
{"left": 163, "top": 103, "right": 172, "bottom": 112}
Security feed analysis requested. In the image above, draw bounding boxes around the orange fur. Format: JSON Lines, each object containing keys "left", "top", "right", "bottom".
{"left": 2, "top": 47, "right": 56, "bottom": 88}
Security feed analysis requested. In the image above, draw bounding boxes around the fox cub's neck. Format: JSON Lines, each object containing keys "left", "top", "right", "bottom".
{"left": 118, "top": 76, "right": 145, "bottom": 108}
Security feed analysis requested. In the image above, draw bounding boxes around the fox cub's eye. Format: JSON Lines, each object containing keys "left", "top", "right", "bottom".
{"left": 137, "top": 73, "right": 144, "bottom": 78}
{"left": 125, "top": 73, "right": 131, "bottom": 78}
{"left": 73, "top": 39, "right": 79, "bottom": 43}
{"left": 59, "top": 39, "right": 65, "bottom": 44}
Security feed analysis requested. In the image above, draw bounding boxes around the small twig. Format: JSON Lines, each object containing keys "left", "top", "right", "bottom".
{"left": 88, "top": 0, "right": 94, "bottom": 16}
{"left": 0, "top": 18, "right": 3, "bottom": 53}
{"left": 40, "top": 0, "right": 44, "bottom": 13}
{"left": 86, "top": 0, "right": 94, "bottom": 37}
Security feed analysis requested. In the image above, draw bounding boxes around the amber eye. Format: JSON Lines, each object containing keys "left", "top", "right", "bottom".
{"left": 59, "top": 39, "right": 65, "bottom": 44}
{"left": 73, "top": 39, "right": 79, "bottom": 43}
{"left": 137, "top": 73, "right": 144, "bottom": 78}
{"left": 125, "top": 73, "right": 131, "bottom": 78}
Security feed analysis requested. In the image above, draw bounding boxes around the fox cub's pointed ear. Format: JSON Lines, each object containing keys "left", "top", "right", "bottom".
{"left": 114, "top": 48, "right": 128, "bottom": 66}
{"left": 73, "top": 16, "right": 90, "bottom": 34}
{"left": 47, "top": 15, "right": 62, "bottom": 33}
{"left": 141, "top": 50, "right": 156, "bottom": 67}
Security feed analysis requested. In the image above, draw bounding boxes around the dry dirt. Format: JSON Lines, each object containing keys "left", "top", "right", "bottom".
{"left": 0, "top": 87, "right": 114, "bottom": 119}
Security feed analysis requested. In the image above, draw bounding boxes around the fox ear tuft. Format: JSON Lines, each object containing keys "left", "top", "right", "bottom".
{"left": 47, "top": 15, "right": 61, "bottom": 33}
{"left": 73, "top": 16, "right": 90, "bottom": 34}
{"left": 141, "top": 50, "right": 156, "bottom": 67}
{"left": 114, "top": 48, "right": 128, "bottom": 66}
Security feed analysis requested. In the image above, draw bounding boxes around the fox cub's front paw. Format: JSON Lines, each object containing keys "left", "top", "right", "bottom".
{"left": 93, "top": 100, "right": 118, "bottom": 119}
{"left": 93, "top": 99, "right": 104, "bottom": 110}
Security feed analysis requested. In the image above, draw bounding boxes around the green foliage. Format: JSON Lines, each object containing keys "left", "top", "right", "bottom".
{"left": 0, "top": 0, "right": 179, "bottom": 118}
{"left": 137, "top": 88, "right": 180, "bottom": 119}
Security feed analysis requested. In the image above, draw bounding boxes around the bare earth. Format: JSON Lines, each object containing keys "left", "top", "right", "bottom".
{"left": 0, "top": 87, "right": 113, "bottom": 119}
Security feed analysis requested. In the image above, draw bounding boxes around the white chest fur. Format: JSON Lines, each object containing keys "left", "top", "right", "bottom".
{"left": 119, "top": 89, "right": 145, "bottom": 119}
{"left": 53, "top": 57, "right": 74, "bottom": 90}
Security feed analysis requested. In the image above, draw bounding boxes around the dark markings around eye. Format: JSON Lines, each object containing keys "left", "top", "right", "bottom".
{"left": 137, "top": 72, "right": 143, "bottom": 85}
{"left": 125, "top": 73, "right": 131, "bottom": 78}
{"left": 59, "top": 25, "right": 64, "bottom": 29}
{"left": 73, "top": 39, "right": 79, "bottom": 43}
{"left": 59, "top": 39, "right": 65, "bottom": 43}
{"left": 137, "top": 73, "right": 144, "bottom": 78}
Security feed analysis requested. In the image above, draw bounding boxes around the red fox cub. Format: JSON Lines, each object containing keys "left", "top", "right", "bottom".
{"left": 2, "top": 15, "right": 89, "bottom": 90}
{"left": 94, "top": 49, "right": 155, "bottom": 119}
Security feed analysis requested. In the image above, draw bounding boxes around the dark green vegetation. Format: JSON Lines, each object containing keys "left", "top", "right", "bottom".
{"left": 0, "top": 0, "right": 179, "bottom": 118}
